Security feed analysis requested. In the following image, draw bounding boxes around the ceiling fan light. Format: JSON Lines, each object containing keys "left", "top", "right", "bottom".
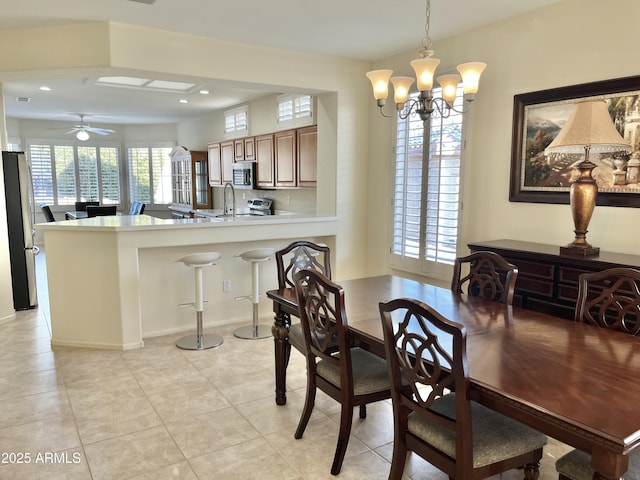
{"left": 76, "top": 130, "right": 90, "bottom": 141}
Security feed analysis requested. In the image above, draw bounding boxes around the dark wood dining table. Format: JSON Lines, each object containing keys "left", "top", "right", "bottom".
{"left": 267, "top": 274, "right": 640, "bottom": 480}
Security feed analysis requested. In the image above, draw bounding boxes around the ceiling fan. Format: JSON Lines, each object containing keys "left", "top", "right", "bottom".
{"left": 56, "top": 114, "right": 115, "bottom": 141}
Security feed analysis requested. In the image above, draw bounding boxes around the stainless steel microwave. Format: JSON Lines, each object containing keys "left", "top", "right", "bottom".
{"left": 232, "top": 162, "right": 255, "bottom": 189}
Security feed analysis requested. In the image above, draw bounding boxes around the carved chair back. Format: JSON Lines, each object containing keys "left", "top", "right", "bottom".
{"left": 451, "top": 251, "right": 518, "bottom": 305}
{"left": 575, "top": 267, "right": 640, "bottom": 335}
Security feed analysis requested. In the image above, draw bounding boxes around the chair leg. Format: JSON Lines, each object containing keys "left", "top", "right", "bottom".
{"left": 359, "top": 404, "right": 366, "bottom": 419}
{"left": 388, "top": 436, "right": 408, "bottom": 480}
{"left": 331, "top": 404, "right": 354, "bottom": 475}
{"left": 523, "top": 462, "right": 541, "bottom": 480}
{"left": 294, "top": 378, "right": 316, "bottom": 439}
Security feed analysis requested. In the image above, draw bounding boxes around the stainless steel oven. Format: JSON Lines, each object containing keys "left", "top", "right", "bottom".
{"left": 232, "top": 162, "right": 255, "bottom": 189}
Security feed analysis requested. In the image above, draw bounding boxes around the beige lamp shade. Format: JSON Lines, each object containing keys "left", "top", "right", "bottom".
{"left": 390, "top": 76, "right": 415, "bottom": 105}
{"left": 410, "top": 57, "right": 440, "bottom": 92}
{"left": 457, "top": 62, "right": 486, "bottom": 95}
{"left": 545, "top": 100, "right": 631, "bottom": 154}
{"left": 365, "top": 69, "right": 393, "bottom": 101}
{"left": 436, "top": 74, "right": 461, "bottom": 105}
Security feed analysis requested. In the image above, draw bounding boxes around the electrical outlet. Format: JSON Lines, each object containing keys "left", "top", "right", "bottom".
{"left": 223, "top": 280, "right": 231, "bottom": 292}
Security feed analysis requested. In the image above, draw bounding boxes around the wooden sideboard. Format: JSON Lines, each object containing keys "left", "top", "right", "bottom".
{"left": 468, "top": 239, "right": 640, "bottom": 319}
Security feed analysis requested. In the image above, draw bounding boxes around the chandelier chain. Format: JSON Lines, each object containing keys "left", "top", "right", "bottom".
{"left": 421, "top": 0, "right": 432, "bottom": 55}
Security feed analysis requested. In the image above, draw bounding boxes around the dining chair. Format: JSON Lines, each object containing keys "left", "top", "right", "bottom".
{"left": 129, "top": 201, "right": 146, "bottom": 215}
{"left": 293, "top": 269, "right": 392, "bottom": 475}
{"left": 451, "top": 250, "right": 519, "bottom": 305}
{"left": 40, "top": 204, "right": 55, "bottom": 222}
{"left": 556, "top": 267, "right": 640, "bottom": 480}
{"left": 379, "top": 297, "right": 547, "bottom": 480}
{"left": 275, "top": 240, "right": 332, "bottom": 357}
{"left": 75, "top": 201, "right": 99, "bottom": 211}
{"left": 86, "top": 205, "right": 117, "bottom": 217}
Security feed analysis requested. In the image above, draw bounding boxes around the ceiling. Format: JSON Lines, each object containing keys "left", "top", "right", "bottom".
{"left": 0, "top": 0, "right": 562, "bottom": 126}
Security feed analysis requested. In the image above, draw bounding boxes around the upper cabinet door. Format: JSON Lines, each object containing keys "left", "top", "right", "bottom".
{"left": 274, "top": 129, "right": 296, "bottom": 187}
{"left": 255, "top": 134, "right": 274, "bottom": 188}
{"left": 221, "top": 141, "right": 234, "bottom": 183}
{"left": 244, "top": 137, "right": 256, "bottom": 161}
{"left": 297, "top": 125, "right": 317, "bottom": 188}
{"left": 208, "top": 143, "right": 222, "bottom": 186}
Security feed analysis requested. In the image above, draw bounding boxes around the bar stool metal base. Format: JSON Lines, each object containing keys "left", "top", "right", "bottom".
{"left": 233, "top": 324, "right": 272, "bottom": 339}
{"left": 233, "top": 304, "right": 271, "bottom": 339}
{"left": 176, "top": 333, "right": 224, "bottom": 350}
{"left": 176, "top": 310, "right": 224, "bottom": 350}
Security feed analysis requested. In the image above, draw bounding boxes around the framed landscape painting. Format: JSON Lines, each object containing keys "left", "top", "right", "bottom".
{"left": 509, "top": 75, "right": 640, "bottom": 207}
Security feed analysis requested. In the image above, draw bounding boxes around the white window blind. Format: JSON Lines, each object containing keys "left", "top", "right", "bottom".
{"left": 391, "top": 85, "right": 464, "bottom": 275}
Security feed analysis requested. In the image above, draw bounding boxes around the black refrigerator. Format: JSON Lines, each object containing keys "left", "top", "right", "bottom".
{"left": 2, "top": 151, "right": 38, "bottom": 310}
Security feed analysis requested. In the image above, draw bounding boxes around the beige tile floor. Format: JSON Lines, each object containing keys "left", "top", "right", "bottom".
{"left": 0, "top": 253, "right": 571, "bottom": 479}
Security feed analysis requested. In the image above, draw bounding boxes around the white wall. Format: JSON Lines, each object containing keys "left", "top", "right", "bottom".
{"left": 366, "top": 0, "right": 640, "bottom": 280}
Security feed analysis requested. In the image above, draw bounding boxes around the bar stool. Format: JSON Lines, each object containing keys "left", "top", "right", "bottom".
{"left": 234, "top": 248, "right": 275, "bottom": 339}
{"left": 176, "top": 252, "right": 224, "bottom": 350}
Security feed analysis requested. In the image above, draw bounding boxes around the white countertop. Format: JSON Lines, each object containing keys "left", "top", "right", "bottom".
{"left": 35, "top": 213, "right": 338, "bottom": 232}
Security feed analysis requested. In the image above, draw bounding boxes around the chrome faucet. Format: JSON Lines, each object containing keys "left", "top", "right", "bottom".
{"left": 223, "top": 182, "right": 236, "bottom": 218}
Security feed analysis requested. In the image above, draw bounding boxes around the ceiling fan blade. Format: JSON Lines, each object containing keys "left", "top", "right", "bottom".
{"left": 65, "top": 127, "right": 80, "bottom": 134}
{"left": 87, "top": 127, "right": 115, "bottom": 135}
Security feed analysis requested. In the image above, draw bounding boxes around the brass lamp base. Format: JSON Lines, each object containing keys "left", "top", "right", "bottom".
{"left": 559, "top": 244, "right": 600, "bottom": 257}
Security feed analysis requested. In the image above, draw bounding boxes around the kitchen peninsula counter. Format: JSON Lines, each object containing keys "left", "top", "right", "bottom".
{"left": 37, "top": 214, "right": 338, "bottom": 349}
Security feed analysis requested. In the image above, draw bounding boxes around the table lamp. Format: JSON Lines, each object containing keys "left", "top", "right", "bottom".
{"left": 545, "top": 100, "right": 631, "bottom": 256}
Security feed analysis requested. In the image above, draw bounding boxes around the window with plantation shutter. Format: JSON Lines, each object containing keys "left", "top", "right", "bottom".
{"left": 126, "top": 144, "right": 173, "bottom": 205}
{"left": 30, "top": 144, "right": 55, "bottom": 205}
{"left": 27, "top": 140, "right": 121, "bottom": 207}
{"left": 27, "top": 140, "right": 120, "bottom": 206}
{"left": 224, "top": 106, "right": 249, "bottom": 138}
{"left": 390, "top": 85, "right": 464, "bottom": 278}
{"left": 277, "top": 94, "right": 313, "bottom": 130}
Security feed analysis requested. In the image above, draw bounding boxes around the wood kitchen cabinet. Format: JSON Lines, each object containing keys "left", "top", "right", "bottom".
{"left": 235, "top": 137, "right": 255, "bottom": 162}
{"left": 220, "top": 140, "right": 234, "bottom": 184}
{"left": 297, "top": 125, "right": 317, "bottom": 187}
{"left": 255, "top": 134, "right": 275, "bottom": 188}
{"left": 171, "top": 147, "right": 211, "bottom": 211}
{"left": 210, "top": 125, "right": 317, "bottom": 189}
{"left": 274, "top": 129, "right": 296, "bottom": 187}
{"left": 468, "top": 239, "right": 640, "bottom": 319}
{"left": 190, "top": 150, "right": 212, "bottom": 209}
{"left": 208, "top": 141, "right": 235, "bottom": 186}
{"left": 208, "top": 143, "right": 222, "bottom": 186}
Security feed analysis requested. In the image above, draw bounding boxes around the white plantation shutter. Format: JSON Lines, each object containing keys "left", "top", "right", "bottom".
{"left": 277, "top": 94, "right": 313, "bottom": 129}
{"left": 54, "top": 145, "right": 76, "bottom": 205}
{"left": 127, "top": 145, "right": 173, "bottom": 205}
{"left": 390, "top": 85, "right": 464, "bottom": 275}
{"left": 99, "top": 147, "right": 121, "bottom": 204}
{"left": 224, "top": 106, "right": 249, "bottom": 137}
{"left": 27, "top": 140, "right": 122, "bottom": 207}
{"left": 30, "top": 144, "right": 55, "bottom": 205}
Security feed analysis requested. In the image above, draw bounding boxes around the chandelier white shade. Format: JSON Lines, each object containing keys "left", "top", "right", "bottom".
{"left": 366, "top": 0, "right": 486, "bottom": 122}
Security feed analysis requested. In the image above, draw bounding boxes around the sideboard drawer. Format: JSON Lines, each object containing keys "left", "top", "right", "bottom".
{"left": 517, "top": 276, "right": 554, "bottom": 296}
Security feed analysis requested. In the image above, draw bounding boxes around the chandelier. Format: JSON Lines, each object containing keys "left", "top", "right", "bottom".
{"left": 366, "top": 0, "right": 486, "bottom": 122}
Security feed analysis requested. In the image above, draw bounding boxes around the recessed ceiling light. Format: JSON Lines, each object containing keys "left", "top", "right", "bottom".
{"left": 199, "top": 89, "right": 210, "bottom": 95}
{"left": 178, "top": 99, "right": 189, "bottom": 104}
{"left": 39, "top": 86, "right": 51, "bottom": 91}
